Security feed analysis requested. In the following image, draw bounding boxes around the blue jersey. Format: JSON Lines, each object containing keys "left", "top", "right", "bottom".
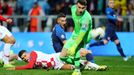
{"left": 106, "top": 7, "right": 117, "bottom": 29}
{"left": 105, "top": 7, "right": 118, "bottom": 41}
{"left": 51, "top": 24, "right": 66, "bottom": 53}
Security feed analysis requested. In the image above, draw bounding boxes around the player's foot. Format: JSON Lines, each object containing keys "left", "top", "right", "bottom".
{"left": 72, "top": 69, "right": 81, "bottom": 75}
{"left": 3, "top": 64, "right": 15, "bottom": 68}
{"left": 96, "top": 65, "right": 108, "bottom": 71}
{"left": 123, "top": 56, "right": 132, "bottom": 61}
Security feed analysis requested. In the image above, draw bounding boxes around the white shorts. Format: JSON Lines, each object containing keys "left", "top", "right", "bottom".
{"left": 51, "top": 53, "right": 64, "bottom": 70}
{"left": 0, "top": 26, "right": 12, "bottom": 39}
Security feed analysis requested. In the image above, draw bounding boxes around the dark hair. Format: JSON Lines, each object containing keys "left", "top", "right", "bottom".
{"left": 77, "top": 0, "right": 87, "bottom": 6}
{"left": 56, "top": 13, "right": 66, "bottom": 23}
{"left": 18, "top": 50, "right": 26, "bottom": 58}
{"left": 57, "top": 13, "right": 66, "bottom": 19}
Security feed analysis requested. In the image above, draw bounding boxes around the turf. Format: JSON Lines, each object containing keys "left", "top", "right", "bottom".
{"left": 0, "top": 56, "right": 134, "bottom": 75}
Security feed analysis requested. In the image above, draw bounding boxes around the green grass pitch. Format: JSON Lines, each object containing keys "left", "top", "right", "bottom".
{"left": 0, "top": 56, "right": 134, "bottom": 75}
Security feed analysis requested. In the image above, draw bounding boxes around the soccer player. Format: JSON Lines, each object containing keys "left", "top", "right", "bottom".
{"left": 89, "top": 0, "right": 130, "bottom": 61}
{"left": 6, "top": 49, "right": 107, "bottom": 71}
{"left": 0, "top": 15, "right": 16, "bottom": 67}
{"left": 52, "top": 13, "right": 94, "bottom": 63}
{"left": 59, "top": 0, "right": 93, "bottom": 75}
{"left": 51, "top": 13, "right": 67, "bottom": 53}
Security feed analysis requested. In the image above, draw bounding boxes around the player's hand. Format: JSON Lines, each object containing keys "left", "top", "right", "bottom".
{"left": 6, "top": 67, "right": 15, "bottom": 70}
{"left": 6, "top": 18, "right": 12, "bottom": 24}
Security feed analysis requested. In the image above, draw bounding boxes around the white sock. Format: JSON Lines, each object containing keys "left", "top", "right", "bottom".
{"left": 3, "top": 43, "right": 13, "bottom": 64}
{"left": 87, "top": 62, "right": 100, "bottom": 70}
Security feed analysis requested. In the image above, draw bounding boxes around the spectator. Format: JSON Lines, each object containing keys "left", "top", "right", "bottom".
{"left": 28, "top": 2, "right": 45, "bottom": 32}
{"left": 127, "top": 3, "right": 134, "bottom": 15}
{"left": 17, "top": 0, "right": 35, "bottom": 15}
{"left": 0, "top": 0, "right": 13, "bottom": 31}
{"left": 38, "top": 0, "right": 50, "bottom": 14}
{"left": 115, "top": 0, "right": 127, "bottom": 16}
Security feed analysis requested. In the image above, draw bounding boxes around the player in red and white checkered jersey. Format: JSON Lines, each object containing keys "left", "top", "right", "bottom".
{"left": 6, "top": 49, "right": 107, "bottom": 71}
{"left": 0, "top": 15, "right": 16, "bottom": 68}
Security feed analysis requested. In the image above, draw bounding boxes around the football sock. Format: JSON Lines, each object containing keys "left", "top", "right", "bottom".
{"left": 90, "top": 41, "right": 104, "bottom": 47}
{"left": 3, "top": 44, "right": 12, "bottom": 64}
{"left": 116, "top": 43, "right": 126, "bottom": 57}
{"left": 86, "top": 53, "right": 94, "bottom": 63}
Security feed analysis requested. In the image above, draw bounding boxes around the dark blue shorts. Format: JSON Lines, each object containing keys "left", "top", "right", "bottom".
{"left": 104, "top": 28, "right": 118, "bottom": 42}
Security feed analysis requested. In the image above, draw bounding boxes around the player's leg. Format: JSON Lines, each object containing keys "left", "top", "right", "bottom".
{"left": 83, "top": 61, "right": 108, "bottom": 71}
{"left": 114, "top": 38, "right": 131, "bottom": 61}
{"left": 89, "top": 39, "right": 108, "bottom": 47}
{"left": 60, "top": 64, "right": 75, "bottom": 70}
{"left": 80, "top": 48, "right": 94, "bottom": 63}
{"left": 60, "top": 38, "right": 76, "bottom": 64}
{"left": 0, "top": 26, "right": 15, "bottom": 67}
{"left": 89, "top": 26, "right": 112, "bottom": 48}
{"left": 114, "top": 39, "right": 126, "bottom": 57}
{"left": 54, "top": 53, "right": 75, "bottom": 70}
{"left": 60, "top": 48, "right": 74, "bottom": 64}
{"left": 72, "top": 50, "right": 81, "bottom": 75}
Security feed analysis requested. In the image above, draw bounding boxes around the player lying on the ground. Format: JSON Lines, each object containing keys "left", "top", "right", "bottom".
{"left": 0, "top": 50, "right": 18, "bottom": 66}
{"left": 6, "top": 49, "right": 107, "bottom": 71}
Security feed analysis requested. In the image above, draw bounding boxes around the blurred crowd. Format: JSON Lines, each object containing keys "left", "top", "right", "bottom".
{"left": 0, "top": 0, "right": 134, "bottom": 32}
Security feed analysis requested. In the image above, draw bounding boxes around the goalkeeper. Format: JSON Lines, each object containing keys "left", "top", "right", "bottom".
{"left": 60, "top": 0, "right": 92, "bottom": 75}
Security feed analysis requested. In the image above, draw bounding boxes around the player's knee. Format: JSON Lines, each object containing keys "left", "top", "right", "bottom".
{"left": 103, "top": 40, "right": 108, "bottom": 44}
{"left": 7, "top": 39, "right": 16, "bottom": 44}
{"left": 114, "top": 39, "right": 120, "bottom": 44}
{"left": 80, "top": 49, "right": 92, "bottom": 57}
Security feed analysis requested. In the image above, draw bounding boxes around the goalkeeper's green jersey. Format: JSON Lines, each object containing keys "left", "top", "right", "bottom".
{"left": 64, "top": 5, "right": 92, "bottom": 49}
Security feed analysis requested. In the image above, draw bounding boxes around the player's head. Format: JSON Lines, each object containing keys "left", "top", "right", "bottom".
{"left": 33, "top": 2, "right": 38, "bottom": 8}
{"left": 56, "top": 13, "right": 67, "bottom": 27}
{"left": 18, "top": 50, "right": 30, "bottom": 62}
{"left": 108, "top": 0, "right": 114, "bottom": 8}
{"left": 76, "top": 0, "right": 87, "bottom": 15}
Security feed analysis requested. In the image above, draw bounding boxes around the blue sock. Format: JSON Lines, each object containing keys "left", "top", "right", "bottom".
{"left": 116, "top": 43, "right": 126, "bottom": 57}
{"left": 86, "top": 53, "right": 95, "bottom": 63}
{"left": 90, "top": 41, "right": 104, "bottom": 47}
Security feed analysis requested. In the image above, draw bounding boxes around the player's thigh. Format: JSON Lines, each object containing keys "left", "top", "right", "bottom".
{"left": 0, "top": 26, "right": 15, "bottom": 43}
{"left": 64, "top": 38, "right": 75, "bottom": 49}
{"left": 2, "top": 35, "right": 15, "bottom": 43}
{"left": 111, "top": 32, "right": 119, "bottom": 43}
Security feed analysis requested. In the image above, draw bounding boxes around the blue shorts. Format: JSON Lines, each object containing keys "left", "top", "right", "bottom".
{"left": 104, "top": 27, "right": 118, "bottom": 42}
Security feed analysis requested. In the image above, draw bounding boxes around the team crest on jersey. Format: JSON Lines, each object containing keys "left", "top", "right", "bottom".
{"left": 61, "top": 34, "right": 65, "bottom": 39}
{"left": 82, "top": 24, "right": 88, "bottom": 30}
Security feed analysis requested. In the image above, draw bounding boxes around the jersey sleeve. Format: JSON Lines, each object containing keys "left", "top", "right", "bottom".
{"left": 0, "top": 15, "right": 7, "bottom": 22}
{"left": 15, "top": 51, "right": 37, "bottom": 70}
{"left": 55, "top": 26, "right": 66, "bottom": 42}
{"left": 106, "top": 8, "right": 117, "bottom": 20}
